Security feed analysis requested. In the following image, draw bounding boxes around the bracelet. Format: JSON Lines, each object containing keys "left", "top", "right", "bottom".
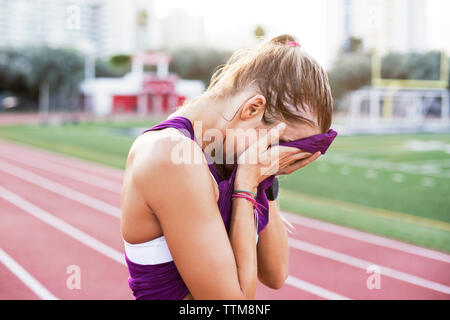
{"left": 233, "top": 189, "right": 257, "bottom": 197}
{"left": 232, "top": 192, "right": 266, "bottom": 217}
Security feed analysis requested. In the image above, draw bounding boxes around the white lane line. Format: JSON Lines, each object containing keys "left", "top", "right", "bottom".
{"left": 0, "top": 248, "right": 58, "bottom": 300}
{"left": 5, "top": 147, "right": 447, "bottom": 263}
{"left": 0, "top": 141, "right": 124, "bottom": 180}
{"left": 404, "top": 159, "right": 450, "bottom": 165}
{"left": 0, "top": 185, "right": 125, "bottom": 266}
{"left": 365, "top": 169, "right": 377, "bottom": 179}
{"left": 421, "top": 178, "right": 435, "bottom": 187}
{"left": 286, "top": 275, "right": 351, "bottom": 300}
{"left": 283, "top": 212, "right": 450, "bottom": 263}
{"left": 392, "top": 173, "right": 405, "bottom": 183}
{"left": 288, "top": 238, "right": 450, "bottom": 295}
{"left": 5, "top": 144, "right": 447, "bottom": 261}
{"left": 0, "top": 153, "right": 122, "bottom": 193}
{"left": 0, "top": 185, "right": 335, "bottom": 300}
{"left": 2, "top": 151, "right": 449, "bottom": 294}
{"left": 0, "top": 160, "right": 121, "bottom": 218}
{"left": 326, "top": 154, "right": 450, "bottom": 179}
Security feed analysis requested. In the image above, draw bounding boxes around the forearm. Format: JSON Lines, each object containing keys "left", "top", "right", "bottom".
{"left": 257, "top": 200, "right": 289, "bottom": 289}
{"left": 228, "top": 183, "right": 258, "bottom": 299}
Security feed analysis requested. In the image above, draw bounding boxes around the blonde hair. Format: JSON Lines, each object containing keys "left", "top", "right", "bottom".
{"left": 205, "top": 34, "right": 333, "bottom": 133}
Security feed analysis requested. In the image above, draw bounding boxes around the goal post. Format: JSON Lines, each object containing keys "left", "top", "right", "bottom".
{"left": 371, "top": 51, "right": 449, "bottom": 89}
{"left": 346, "top": 51, "right": 450, "bottom": 127}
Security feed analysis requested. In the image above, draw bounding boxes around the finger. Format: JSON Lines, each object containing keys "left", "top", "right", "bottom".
{"left": 300, "top": 151, "right": 321, "bottom": 166}
{"left": 278, "top": 152, "right": 312, "bottom": 170}
{"left": 279, "top": 151, "right": 321, "bottom": 175}
{"left": 291, "top": 151, "right": 314, "bottom": 161}
{"left": 260, "top": 147, "right": 303, "bottom": 177}
{"left": 263, "top": 145, "right": 296, "bottom": 170}
{"left": 279, "top": 161, "right": 307, "bottom": 175}
{"left": 277, "top": 146, "right": 307, "bottom": 155}
{"left": 255, "top": 124, "right": 287, "bottom": 166}
{"left": 266, "top": 146, "right": 300, "bottom": 162}
{"left": 256, "top": 122, "right": 286, "bottom": 153}
{"left": 266, "top": 147, "right": 312, "bottom": 172}
{"left": 288, "top": 151, "right": 320, "bottom": 172}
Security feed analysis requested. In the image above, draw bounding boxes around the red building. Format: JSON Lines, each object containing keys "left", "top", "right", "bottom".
{"left": 112, "top": 53, "right": 185, "bottom": 113}
{"left": 81, "top": 53, "right": 201, "bottom": 116}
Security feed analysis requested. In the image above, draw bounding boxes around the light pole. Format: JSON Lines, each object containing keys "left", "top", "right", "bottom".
{"left": 78, "top": 40, "right": 96, "bottom": 114}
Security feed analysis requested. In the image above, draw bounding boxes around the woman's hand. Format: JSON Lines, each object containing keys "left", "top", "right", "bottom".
{"left": 235, "top": 123, "right": 321, "bottom": 191}
{"left": 276, "top": 149, "right": 321, "bottom": 175}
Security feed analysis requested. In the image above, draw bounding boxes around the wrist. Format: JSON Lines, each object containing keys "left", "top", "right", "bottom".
{"left": 234, "top": 180, "right": 258, "bottom": 195}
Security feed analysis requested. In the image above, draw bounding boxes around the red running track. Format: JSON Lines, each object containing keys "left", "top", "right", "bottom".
{"left": 0, "top": 140, "right": 449, "bottom": 300}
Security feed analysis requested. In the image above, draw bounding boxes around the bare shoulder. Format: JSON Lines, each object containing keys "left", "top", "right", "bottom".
{"left": 128, "top": 129, "right": 209, "bottom": 191}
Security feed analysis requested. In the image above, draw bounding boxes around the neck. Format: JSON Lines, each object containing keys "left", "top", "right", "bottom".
{"left": 171, "top": 95, "right": 230, "bottom": 150}
{"left": 170, "top": 90, "right": 257, "bottom": 176}
{"left": 170, "top": 94, "right": 241, "bottom": 177}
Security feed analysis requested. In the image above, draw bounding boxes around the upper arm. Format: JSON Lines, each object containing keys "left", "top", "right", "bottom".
{"left": 132, "top": 136, "right": 244, "bottom": 299}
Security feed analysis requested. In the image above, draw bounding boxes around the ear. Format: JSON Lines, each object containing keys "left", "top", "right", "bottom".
{"left": 239, "top": 95, "right": 266, "bottom": 121}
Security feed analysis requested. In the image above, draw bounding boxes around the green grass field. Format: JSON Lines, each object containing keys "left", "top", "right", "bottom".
{"left": 0, "top": 121, "right": 449, "bottom": 252}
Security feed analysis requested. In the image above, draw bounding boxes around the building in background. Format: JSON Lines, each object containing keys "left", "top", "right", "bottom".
{"left": 156, "top": 8, "right": 206, "bottom": 50}
{"left": 0, "top": 0, "right": 207, "bottom": 56}
{"left": 327, "top": 0, "right": 427, "bottom": 58}
{"left": 0, "top": 0, "right": 106, "bottom": 55}
{"left": 0, "top": 0, "right": 206, "bottom": 116}
{"left": 80, "top": 52, "right": 205, "bottom": 115}
{"left": 326, "top": 0, "right": 449, "bottom": 134}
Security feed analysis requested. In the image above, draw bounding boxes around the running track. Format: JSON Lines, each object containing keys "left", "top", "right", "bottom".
{"left": 0, "top": 140, "right": 449, "bottom": 300}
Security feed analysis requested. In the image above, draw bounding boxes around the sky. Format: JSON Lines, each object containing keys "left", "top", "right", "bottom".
{"left": 425, "top": 0, "right": 450, "bottom": 53}
{"left": 151, "top": 0, "right": 329, "bottom": 64}
{"left": 148, "top": 0, "right": 450, "bottom": 68}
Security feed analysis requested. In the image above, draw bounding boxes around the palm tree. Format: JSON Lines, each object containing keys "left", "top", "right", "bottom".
{"left": 136, "top": 9, "right": 149, "bottom": 52}
{"left": 254, "top": 25, "right": 266, "bottom": 40}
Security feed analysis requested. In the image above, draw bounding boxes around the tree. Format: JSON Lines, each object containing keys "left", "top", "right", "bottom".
{"left": 254, "top": 25, "right": 266, "bottom": 40}
{"left": 137, "top": 10, "right": 148, "bottom": 28}
{"left": 0, "top": 47, "right": 85, "bottom": 110}
{"left": 381, "top": 51, "right": 442, "bottom": 81}
{"left": 327, "top": 53, "right": 372, "bottom": 102}
{"left": 342, "top": 37, "right": 363, "bottom": 54}
{"left": 327, "top": 50, "right": 448, "bottom": 108}
{"left": 169, "top": 48, "right": 232, "bottom": 86}
{"left": 107, "top": 54, "right": 132, "bottom": 76}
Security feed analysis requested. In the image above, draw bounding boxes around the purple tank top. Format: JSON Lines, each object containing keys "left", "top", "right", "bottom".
{"left": 125, "top": 116, "right": 338, "bottom": 300}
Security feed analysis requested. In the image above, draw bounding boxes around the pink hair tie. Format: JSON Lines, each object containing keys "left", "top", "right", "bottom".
{"left": 286, "top": 41, "right": 301, "bottom": 48}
